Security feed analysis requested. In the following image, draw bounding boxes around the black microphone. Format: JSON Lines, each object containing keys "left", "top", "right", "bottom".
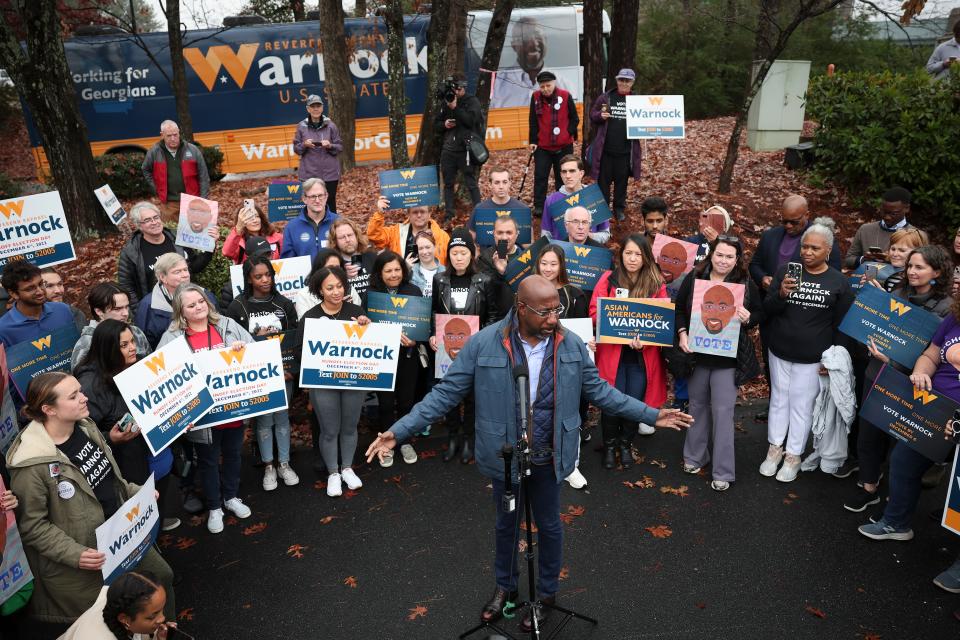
{"left": 501, "top": 443, "right": 515, "bottom": 513}
{"left": 514, "top": 364, "right": 530, "bottom": 435}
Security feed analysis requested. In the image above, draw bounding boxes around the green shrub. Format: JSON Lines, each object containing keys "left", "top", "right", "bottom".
{"left": 0, "top": 172, "right": 21, "bottom": 199}
{"left": 96, "top": 152, "right": 152, "bottom": 199}
{"left": 199, "top": 144, "right": 225, "bottom": 182}
{"left": 806, "top": 71, "right": 960, "bottom": 227}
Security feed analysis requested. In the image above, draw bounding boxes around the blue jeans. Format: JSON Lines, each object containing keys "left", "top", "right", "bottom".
{"left": 492, "top": 464, "right": 563, "bottom": 597}
{"left": 882, "top": 441, "right": 934, "bottom": 528}
{"left": 197, "top": 427, "right": 244, "bottom": 510}
{"left": 602, "top": 358, "right": 647, "bottom": 442}
{"left": 256, "top": 381, "right": 293, "bottom": 464}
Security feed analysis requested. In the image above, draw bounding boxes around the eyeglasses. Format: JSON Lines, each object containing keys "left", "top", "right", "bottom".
{"left": 781, "top": 217, "right": 804, "bottom": 227}
{"left": 717, "top": 234, "right": 741, "bottom": 244}
{"left": 139, "top": 215, "right": 162, "bottom": 225}
{"left": 567, "top": 219, "right": 591, "bottom": 227}
{"left": 520, "top": 301, "right": 564, "bottom": 318}
{"left": 305, "top": 193, "right": 327, "bottom": 200}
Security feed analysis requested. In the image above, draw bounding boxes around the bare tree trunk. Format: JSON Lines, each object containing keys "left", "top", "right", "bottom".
{"left": 718, "top": 0, "right": 842, "bottom": 193}
{"left": 319, "top": 0, "right": 357, "bottom": 170}
{"left": 605, "top": 0, "right": 639, "bottom": 88}
{"left": 474, "top": 0, "right": 514, "bottom": 125}
{"left": 162, "top": 0, "right": 194, "bottom": 141}
{"left": 354, "top": 0, "right": 367, "bottom": 18}
{"left": 413, "top": 0, "right": 452, "bottom": 166}
{"left": 581, "top": 0, "right": 604, "bottom": 153}
{"left": 0, "top": 0, "right": 113, "bottom": 238}
{"left": 290, "top": 0, "right": 305, "bottom": 21}
{"left": 385, "top": 0, "right": 410, "bottom": 168}
{"left": 445, "top": 0, "right": 466, "bottom": 78}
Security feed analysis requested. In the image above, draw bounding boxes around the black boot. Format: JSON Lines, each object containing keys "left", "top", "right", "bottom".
{"left": 602, "top": 439, "right": 616, "bottom": 469}
{"left": 620, "top": 436, "right": 634, "bottom": 469}
{"left": 443, "top": 433, "right": 461, "bottom": 462}
{"left": 460, "top": 438, "right": 474, "bottom": 464}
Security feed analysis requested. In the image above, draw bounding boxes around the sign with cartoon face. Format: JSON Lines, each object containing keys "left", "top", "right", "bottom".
{"left": 688, "top": 280, "right": 745, "bottom": 357}
{"left": 175, "top": 194, "right": 219, "bottom": 252}
{"left": 651, "top": 234, "right": 698, "bottom": 297}
{"left": 435, "top": 314, "right": 480, "bottom": 378}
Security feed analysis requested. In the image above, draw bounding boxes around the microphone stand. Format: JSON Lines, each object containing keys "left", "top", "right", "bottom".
{"left": 460, "top": 367, "right": 597, "bottom": 639}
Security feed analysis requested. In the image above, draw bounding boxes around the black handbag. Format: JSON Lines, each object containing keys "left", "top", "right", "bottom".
{"left": 467, "top": 135, "right": 489, "bottom": 165}
{"left": 735, "top": 330, "right": 762, "bottom": 387}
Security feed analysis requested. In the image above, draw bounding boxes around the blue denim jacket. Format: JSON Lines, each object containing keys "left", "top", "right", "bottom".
{"left": 390, "top": 309, "right": 660, "bottom": 483}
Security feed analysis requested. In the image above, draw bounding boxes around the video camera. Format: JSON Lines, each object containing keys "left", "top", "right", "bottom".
{"left": 438, "top": 76, "right": 464, "bottom": 103}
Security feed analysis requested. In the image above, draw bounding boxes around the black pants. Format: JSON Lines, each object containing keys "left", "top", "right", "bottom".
{"left": 377, "top": 347, "right": 422, "bottom": 428}
{"left": 597, "top": 151, "right": 631, "bottom": 211}
{"left": 325, "top": 179, "right": 339, "bottom": 213}
{"left": 440, "top": 149, "right": 481, "bottom": 219}
{"left": 447, "top": 395, "right": 476, "bottom": 438}
{"left": 533, "top": 145, "right": 573, "bottom": 211}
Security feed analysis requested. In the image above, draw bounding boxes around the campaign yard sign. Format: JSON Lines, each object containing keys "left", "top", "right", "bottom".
{"left": 546, "top": 183, "right": 612, "bottom": 241}
{"left": 597, "top": 298, "right": 675, "bottom": 347}
{"left": 943, "top": 448, "right": 960, "bottom": 537}
{"left": 0, "top": 476, "right": 32, "bottom": 606}
{"left": 378, "top": 166, "right": 441, "bottom": 209}
{"left": 688, "top": 280, "right": 745, "bottom": 357}
{"left": 473, "top": 206, "right": 532, "bottom": 246}
{"left": 95, "top": 475, "right": 159, "bottom": 584}
{"left": 94, "top": 184, "right": 127, "bottom": 225}
{"left": 6, "top": 324, "right": 80, "bottom": 401}
{"left": 229, "top": 255, "right": 311, "bottom": 302}
{"left": 0, "top": 191, "right": 76, "bottom": 269}
{"left": 267, "top": 180, "right": 303, "bottom": 222}
{"left": 435, "top": 314, "right": 480, "bottom": 378}
{"left": 551, "top": 240, "right": 612, "bottom": 292}
{"left": 860, "top": 365, "right": 959, "bottom": 463}
{"left": 194, "top": 340, "right": 287, "bottom": 429}
{"left": 626, "top": 95, "right": 686, "bottom": 139}
{"left": 504, "top": 236, "right": 550, "bottom": 292}
{"left": 652, "top": 234, "right": 699, "bottom": 298}
{"left": 365, "top": 292, "right": 433, "bottom": 342}
{"left": 839, "top": 285, "right": 942, "bottom": 368}
{"left": 259, "top": 330, "right": 296, "bottom": 377}
{"left": 175, "top": 194, "right": 218, "bottom": 252}
{"left": 0, "top": 346, "right": 16, "bottom": 455}
{"left": 299, "top": 318, "right": 402, "bottom": 391}
{"left": 114, "top": 338, "right": 214, "bottom": 456}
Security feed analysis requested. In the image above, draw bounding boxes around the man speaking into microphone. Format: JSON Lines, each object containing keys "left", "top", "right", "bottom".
{"left": 366, "top": 276, "right": 692, "bottom": 630}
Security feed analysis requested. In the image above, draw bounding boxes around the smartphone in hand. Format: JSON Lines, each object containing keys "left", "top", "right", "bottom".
{"left": 117, "top": 413, "right": 136, "bottom": 433}
{"left": 865, "top": 264, "right": 879, "bottom": 281}
{"left": 786, "top": 262, "right": 803, "bottom": 285}
{"left": 952, "top": 409, "right": 960, "bottom": 444}
{"left": 496, "top": 239, "right": 508, "bottom": 260}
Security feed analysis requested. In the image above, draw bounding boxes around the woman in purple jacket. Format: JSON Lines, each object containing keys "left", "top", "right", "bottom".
{"left": 293, "top": 94, "right": 343, "bottom": 212}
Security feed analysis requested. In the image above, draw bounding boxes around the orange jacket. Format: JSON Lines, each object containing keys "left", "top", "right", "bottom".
{"left": 366, "top": 211, "right": 450, "bottom": 265}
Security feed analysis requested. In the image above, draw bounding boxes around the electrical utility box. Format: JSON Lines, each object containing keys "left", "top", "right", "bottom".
{"left": 746, "top": 60, "right": 811, "bottom": 151}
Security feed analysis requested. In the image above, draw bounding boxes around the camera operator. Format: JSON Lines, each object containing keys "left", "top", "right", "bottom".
{"left": 435, "top": 73, "right": 483, "bottom": 223}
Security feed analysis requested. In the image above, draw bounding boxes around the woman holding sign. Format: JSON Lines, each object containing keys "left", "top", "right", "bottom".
{"left": 6, "top": 372, "right": 174, "bottom": 634}
{"left": 76, "top": 320, "right": 179, "bottom": 530}
{"left": 589, "top": 233, "right": 669, "bottom": 470}
{"left": 363, "top": 252, "right": 428, "bottom": 467}
{"left": 761, "top": 218, "right": 853, "bottom": 483}
{"left": 675, "top": 237, "right": 762, "bottom": 491}
{"left": 295, "top": 266, "right": 370, "bottom": 498}
{"left": 158, "top": 284, "right": 254, "bottom": 534}
{"left": 225, "top": 256, "right": 300, "bottom": 493}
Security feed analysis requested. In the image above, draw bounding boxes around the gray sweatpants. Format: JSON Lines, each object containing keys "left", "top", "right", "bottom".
{"left": 683, "top": 366, "right": 737, "bottom": 482}
{"left": 309, "top": 389, "right": 364, "bottom": 474}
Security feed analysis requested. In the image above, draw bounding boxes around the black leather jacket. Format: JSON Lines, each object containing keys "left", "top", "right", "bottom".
{"left": 431, "top": 270, "right": 498, "bottom": 327}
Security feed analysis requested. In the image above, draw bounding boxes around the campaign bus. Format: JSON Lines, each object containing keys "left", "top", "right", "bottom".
{"left": 24, "top": 6, "right": 609, "bottom": 176}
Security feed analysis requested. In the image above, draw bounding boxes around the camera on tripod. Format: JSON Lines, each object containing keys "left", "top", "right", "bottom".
{"left": 439, "top": 75, "right": 463, "bottom": 103}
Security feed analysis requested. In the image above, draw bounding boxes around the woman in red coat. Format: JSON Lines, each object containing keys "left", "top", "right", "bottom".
{"left": 589, "top": 233, "right": 668, "bottom": 470}
{"left": 222, "top": 203, "right": 283, "bottom": 264}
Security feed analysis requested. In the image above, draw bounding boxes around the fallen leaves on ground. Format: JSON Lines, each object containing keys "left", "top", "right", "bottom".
{"left": 624, "top": 477, "right": 657, "bottom": 489}
{"left": 659, "top": 485, "right": 690, "bottom": 497}
{"left": 649, "top": 459, "right": 667, "bottom": 469}
{"left": 344, "top": 576, "right": 358, "bottom": 588}
{"left": 225, "top": 516, "right": 239, "bottom": 526}
{"left": 695, "top": 602, "right": 707, "bottom": 609}
{"left": 158, "top": 534, "right": 173, "bottom": 549}
{"left": 805, "top": 605, "right": 827, "bottom": 619}
{"left": 286, "top": 544, "right": 308, "bottom": 559}
{"left": 188, "top": 515, "right": 204, "bottom": 527}
{"left": 559, "top": 566, "right": 569, "bottom": 580}
{"left": 645, "top": 525, "right": 673, "bottom": 539}
{"left": 175, "top": 537, "right": 197, "bottom": 550}
{"left": 343, "top": 489, "right": 359, "bottom": 500}
{"left": 177, "top": 608, "right": 194, "bottom": 622}
{"left": 313, "top": 480, "right": 327, "bottom": 491}
{"left": 384, "top": 474, "right": 403, "bottom": 484}
{"left": 242, "top": 522, "right": 268, "bottom": 536}
{"left": 319, "top": 515, "right": 337, "bottom": 525}
{"left": 418, "top": 449, "right": 439, "bottom": 459}
{"left": 520, "top": 520, "right": 539, "bottom": 532}
{"left": 559, "top": 505, "right": 586, "bottom": 525}
{"left": 407, "top": 605, "right": 428, "bottom": 620}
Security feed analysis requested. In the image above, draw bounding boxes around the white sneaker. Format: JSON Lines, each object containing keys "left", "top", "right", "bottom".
{"left": 400, "top": 444, "right": 418, "bottom": 464}
{"left": 380, "top": 450, "right": 394, "bottom": 468}
{"left": 223, "top": 497, "right": 251, "bottom": 519}
{"left": 207, "top": 508, "right": 224, "bottom": 534}
{"left": 638, "top": 423, "right": 656, "bottom": 436}
{"left": 262, "top": 464, "right": 278, "bottom": 491}
{"left": 278, "top": 463, "right": 299, "bottom": 486}
{"left": 776, "top": 454, "right": 802, "bottom": 482}
{"left": 565, "top": 466, "right": 588, "bottom": 489}
{"left": 341, "top": 467, "right": 363, "bottom": 490}
{"left": 327, "top": 473, "right": 343, "bottom": 497}
{"left": 759, "top": 444, "right": 784, "bottom": 477}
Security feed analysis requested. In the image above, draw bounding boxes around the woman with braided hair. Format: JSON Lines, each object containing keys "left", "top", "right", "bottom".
{"left": 58, "top": 570, "right": 179, "bottom": 639}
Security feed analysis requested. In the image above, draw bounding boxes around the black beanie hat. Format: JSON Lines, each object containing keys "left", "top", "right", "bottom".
{"left": 448, "top": 227, "right": 476, "bottom": 256}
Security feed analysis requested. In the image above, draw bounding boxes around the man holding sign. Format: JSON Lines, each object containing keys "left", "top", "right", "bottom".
{"left": 540, "top": 156, "right": 610, "bottom": 245}
{"left": 368, "top": 194, "right": 450, "bottom": 267}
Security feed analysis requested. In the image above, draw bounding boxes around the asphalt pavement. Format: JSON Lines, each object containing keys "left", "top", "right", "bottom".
{"left": 161, "top": 401, "right": 958, "bottom": 640}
